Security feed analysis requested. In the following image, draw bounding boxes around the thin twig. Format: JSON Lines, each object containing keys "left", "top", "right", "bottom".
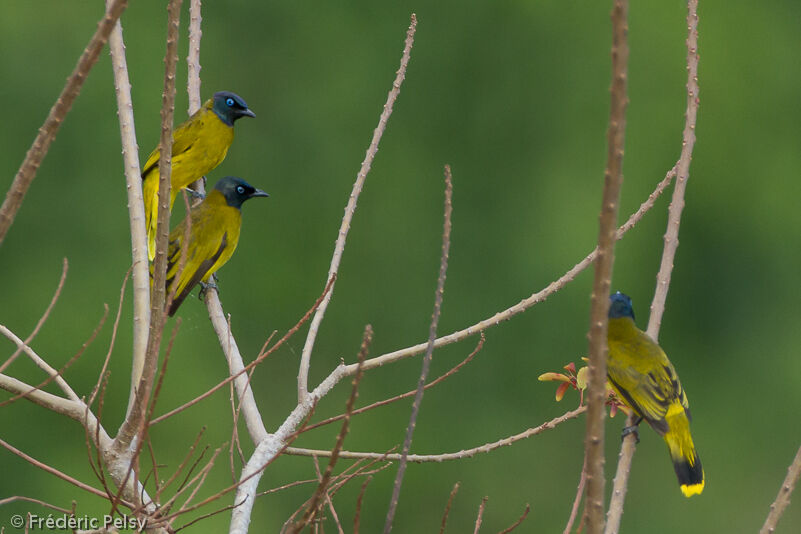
{"left": 439, "top": 482, "right": 460, "bottom": 534}
{"left": 384, "top": 164, "right": 452, "bottom": 533}
{"left": 287, "top": 406, "right": 586, "bottom": 462}
{"left": 297, "top": 12, "right": 418, "bottom": 403}
{"left": 498, "top": 504, "right": 530, "bottom": 534}
{"left": 293, "top": 326, "right": 371, "bottom": 533}
{"left": 584, "top": 2, "right": 629, "bottom": 532}
{"left": 353, "top": 475, "right": 373, "bottom": 534}
{"left": 0, "top": 258, "right": 67, "bottom": 374}
{"left": 605, "top": 2, "right": 699, "bottom": 531}
{"left": 0, "top": 496, "right": 72, "bottom": 515}
{"left": 0, "top": 0, "right": 128, "bottom": 244}
{"left": 564, "top": 454, "right": 587, "bottom": 534}
{"left": 301, "top": 333, "right": 484, "bottom": 434}
{"left": 473, "top": 496, "right": 489, "bottom": 534}
{"left": 115, "top": 0, "right": 183, "bottom": 455}
{"left": 186, "top": 0, "right": 206, "bottom": 198}
{"left": 90, "top": 269, "right": 131, "bottom": 406}
{"left": 760, "top": 442, "right": 801, "bottom": 534}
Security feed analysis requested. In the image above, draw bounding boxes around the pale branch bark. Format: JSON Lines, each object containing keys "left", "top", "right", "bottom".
{"left": 114, "top": 0, "right": 183, "bottom": 456}
{"left": 384, "top": 165, "right": 452, "bottom": 533}
{"left": 106, "top": 3, "right": 151, "bottom": 416}
{"left": 585, "top": 2, "right": 629, "bottom": 532}
{"left": 348, "top": 167, "right": 675, "bottom": 376}
{"left": 0, "top": 0, "right": 128, "bottom": 245}
{"left": 760, "top": 442, "right": 801, "bottom": 534}
{"left": 605, "top": 2, "right": 699, "bottom": 531}
{"left": 292, "top": 327, "right": 371, "bottom": 533}
{"left": 296, "top": 13, "right": 418, "bottom": 403}
{"left": 285, "top": 406, "right": 586, "bottom": 462}
{"left": 186, "top": 0, "right": 206, "bottom": 197}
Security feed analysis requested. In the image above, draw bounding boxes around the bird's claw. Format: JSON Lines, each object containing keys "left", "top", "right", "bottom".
{"left": 186, "top": 187, "right": 206, "bottom": 200}
{"left": 198, "top": 277, "right": 219, "bottom": 300}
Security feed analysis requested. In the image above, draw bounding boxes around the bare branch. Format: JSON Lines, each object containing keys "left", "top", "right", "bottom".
{"left": 106, "top": 3, "right": 151, "bottom": 415}
{"left": 584, "top": 2, "right": 629, "bottom": 532}
{"left": 297, "top": 13, "right": 418, "bottom": 403}
{"left": 301, "top": 333, "right": 483, "bottom": 434}
{"left": 287, "top": 406, "right": 586, "bottom": 462}
{"left": 347, "top": 167, "right": 675, "bottom": 375}
{"left": 0, "top": 258, "right": 67, "bottom": 374}
{"left": 186, "top": 0, "right": 206, "bottom": 198}
{"left": 473, "top": 496, "right": 488, "bottom": 534}
{"left": 564, "top": 454, "right": 587, "bottom": 534}
{"left": 605, "top": 2, "right": 699, "bottom": 531}
{"left": 294, "top": 326, "right": 371, "bottom": 533}
{"left": 115, "top": 0, "right": 183, "bottom": 455}
{"left": 0, "top": 437, "right": 131, "bottom": 506}
{"left": 0, "top": 0, "right": 128, "bottom": 244}
{"left": 384, "top": 164, "right": 452, "bottom": 533}
{"left": 353, "top": 475, "right": 373, "bottom": 534}
{"left": 760, "top": 443, "right": 801, "bottom": 534}
{"left": 439, "top": 482, "right": 460, "bottom": 534}
{"left": 498, "top": 504, "right": 530, "bottom": 534}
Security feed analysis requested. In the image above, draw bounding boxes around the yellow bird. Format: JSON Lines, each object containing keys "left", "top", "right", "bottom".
{"left": 606, "top": 291, "right": 704, "bottom": 497}
{"left": 160, "top": 176, "right": 268, "bottom": 316}
{"left": 142, "top": 91, "right": 255, "bottom": 260}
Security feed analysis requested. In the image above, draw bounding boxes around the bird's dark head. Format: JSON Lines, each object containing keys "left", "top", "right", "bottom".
{"left": 609, "top": 291, "right": 635, "bottom": 320}
{"left": 212, "top": 91, "right": 256, "bottom": 126}
{"left": 214, "top": 176, "right": 269, "bottom": 209}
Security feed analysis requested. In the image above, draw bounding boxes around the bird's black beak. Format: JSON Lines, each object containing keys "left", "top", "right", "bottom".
{"left": 250, "top": 189, "right": 269, "bottom": 198}
{"left": 240, "top": 108, "right": 256, "bottom": 119}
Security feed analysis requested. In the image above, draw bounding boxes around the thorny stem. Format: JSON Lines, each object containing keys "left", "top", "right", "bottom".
{"left": 584, "top": 1, "right": 629, "bottom": 532}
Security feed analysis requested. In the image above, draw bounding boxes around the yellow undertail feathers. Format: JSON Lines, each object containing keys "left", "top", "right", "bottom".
{"left": 607, "top": 291, "right": 704, "bottom": 497}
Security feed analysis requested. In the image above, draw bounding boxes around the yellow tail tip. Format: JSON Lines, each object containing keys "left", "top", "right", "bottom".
{"left": 680, "top": 481, "right": 704, "bottom": 497}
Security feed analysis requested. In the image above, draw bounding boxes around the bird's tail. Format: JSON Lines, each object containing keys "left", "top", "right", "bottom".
{"left": 663, "top": 403, "right": 704, "bottom": 497}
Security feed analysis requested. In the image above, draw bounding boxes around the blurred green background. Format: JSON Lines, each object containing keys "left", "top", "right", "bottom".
{"left": 2, "top": 1, "right": 800, "bottom": 532}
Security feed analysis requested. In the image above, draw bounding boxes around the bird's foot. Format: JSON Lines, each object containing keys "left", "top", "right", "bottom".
{"left": 621, "top": 416, "right": 643, "bottom": 443}
{"left": 186, "top": 187, "right": 206, "bottom": 200}
{"left": 198, "top": 277, "right": 219, "bottom": 300}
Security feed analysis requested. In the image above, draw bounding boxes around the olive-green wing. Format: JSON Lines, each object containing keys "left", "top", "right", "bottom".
{"left": 607, "top": 331, "right": 688, "bottom": 435}
{"left": 141, "top": 109, "right": 206, "bottom": 178}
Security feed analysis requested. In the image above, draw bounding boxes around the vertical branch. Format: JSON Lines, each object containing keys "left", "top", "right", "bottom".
{"left": 645, "top": 0, "right": 699, "bottom": 340}
{"left": 186, "top": 0, "right": 206, "bottom": 198}
{"left": 296, "top": 13, "right": 418, "bottom": 403}
{"left": 584, "top": 1, "right": 629, "bottom": 533}
{"left": 0, "top": 0, "right": 128, "bottom": 244}
{"left": 383, "top": 166, "right": 452, "bottom": 533}
{"left": 760, "top": 443, "right": 801, "bottom": 534}
{"left": 106, "top": 0, "right": 151, "bottom": 416}
{"left": 605, "top": 2, "right": 698, "bottom": 532}
{"left": 115, "top": 0, "right": 183, "bottom": 452}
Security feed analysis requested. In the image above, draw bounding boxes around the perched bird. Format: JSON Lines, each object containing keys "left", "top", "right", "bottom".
{"left": 142, "top": 91, "right": 256, "bottom": 260}
{"left": 160, "top": 176, "right": 268, "bottom": 316}
{"left": 606, "top": 291, "right": 704, "bottom": 497}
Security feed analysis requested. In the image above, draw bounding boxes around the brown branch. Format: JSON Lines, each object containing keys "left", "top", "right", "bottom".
{"left": 564, "top": 454, "right": 587, "bottom": 534}
{"left": 473, "top": 496, "right": 489, "bottom": 534}
{"left": 0, "top": 496, "right": 72, "bottom": 515}
{"left": 287, "top": 406, "right": 586, "bottom": 462}
{"left": 384, "top": 163, "right": 452, "bottom": 533}
{"left": 297, "top": 12, "right": 418, "bottom": 403}
{"left": 760, "top": 442, "right": 801, "bottom": 534}
{"left": 0, "top": 0, "right": 128, "bottom": 244}
{"left": 0, "top": 258, "right": 67, "bottom": 374}
{"left": 584, "top": 2, "right": 629, "bottom": 533}
{"left": 115, "top": 0, "right": 183, "bottom": 455}
{"left": 605, "top": 2, "right": 699, "bottom": 531}
{"left": 90, "top": 269, "right": 131, "bottom": 406}
{"left": 293, "top": 326, "right": 371, "bottom": 533}
{"left": 348, "top": 166, "right": 675, "bottom": 376}
{"left": 439, "top": 482, "right": 460, "bottom": 534}
{"left": 0, "top": 437, "right": 132, "bottom": 507}
{"left": 353, "top": 475, "right": 373, "bottom": 534}
{"left": 301, "top": 333, "right": 484, "bottom": 434}
{"left": 498, "top": 504, "right": 530, "bottom": 534}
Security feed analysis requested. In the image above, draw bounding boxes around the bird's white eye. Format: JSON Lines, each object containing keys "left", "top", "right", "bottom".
{"left": 226, "top": 97, "right": 235, "bottom": 107}
{"left": 236, "top": 186, "right": 245, "bottom": 194}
